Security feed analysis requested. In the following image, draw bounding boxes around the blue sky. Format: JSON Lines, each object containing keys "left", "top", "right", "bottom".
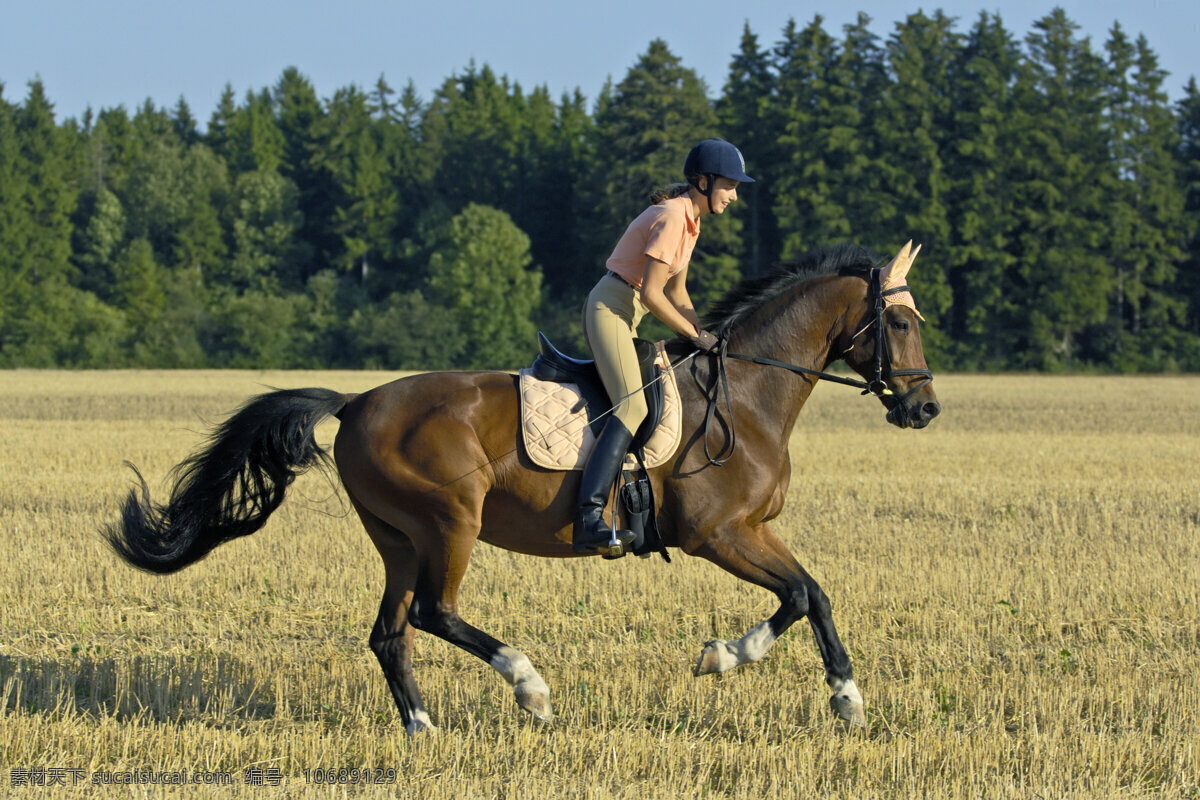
{"left": 2, "top": 1, "right": 1198, "bottom": 124}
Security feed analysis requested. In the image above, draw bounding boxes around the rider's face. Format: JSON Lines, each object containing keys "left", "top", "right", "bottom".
{"left": 708, "top": 177, "right": 739, "bottom": 214}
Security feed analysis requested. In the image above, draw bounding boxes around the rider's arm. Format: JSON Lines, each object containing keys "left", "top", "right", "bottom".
{"left": 640, "top": 256, "right": 701, "bottom": 338}
{"left": 664, "top": 263, "right": 702, "bottom": 332}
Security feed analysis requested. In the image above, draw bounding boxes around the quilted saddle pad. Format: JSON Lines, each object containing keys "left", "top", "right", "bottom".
{"left": 518, "top": 342, "right": 682, "bottom": 471}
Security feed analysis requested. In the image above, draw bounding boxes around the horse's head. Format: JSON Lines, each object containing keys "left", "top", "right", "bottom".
{"left": 839, "top": 242, "right": 941, "bottom": 430}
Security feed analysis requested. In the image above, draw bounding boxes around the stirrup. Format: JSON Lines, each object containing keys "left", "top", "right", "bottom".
{"left": 572, "top": 513, "right": 635, "bottom": 558}
{"left": 573, "top": 528, "right": 635, "bottom": 558}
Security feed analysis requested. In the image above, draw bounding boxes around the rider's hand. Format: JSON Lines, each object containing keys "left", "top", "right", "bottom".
{"left": 690, "top": 329, "right": 720, "bottom": 353}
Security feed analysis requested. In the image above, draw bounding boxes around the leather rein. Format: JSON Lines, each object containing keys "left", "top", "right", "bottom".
{"left": 695, "top": 268, "right": 934, "bottom": 466}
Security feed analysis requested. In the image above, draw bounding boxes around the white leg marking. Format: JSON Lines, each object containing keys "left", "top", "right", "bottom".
{"left": 828, "top": 675, "right": 866, "bottom": 728}
{"left": 696, "top": 621, "right": 778, "bottom": 675}
{"left": 491, "top": 646, "right": 549, "bottom": 694}
{"left": 491, "top": 646, "right": 552, "bottom": 720}
{"left": 828, "top": 676, "right": 863, "bottom": 706}
{"left": 734, "top": 621, "right": 777, "bottom": 664}
{"left": 405, "top": 710, "right": 437, "bottom": 735}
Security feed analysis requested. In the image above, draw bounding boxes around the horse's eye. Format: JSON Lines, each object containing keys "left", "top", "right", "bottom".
{"left": 890, "top": 320, "right": 910, "bottom": 333}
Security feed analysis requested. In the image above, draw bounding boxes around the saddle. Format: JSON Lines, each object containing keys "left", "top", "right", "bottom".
{"left": 530, "top": 331, "right": 665, "bottom": 450}
{"left": 520, "top": 332, "right": 679, "bottom": 560}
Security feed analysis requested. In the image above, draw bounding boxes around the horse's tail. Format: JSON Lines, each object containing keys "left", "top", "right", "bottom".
{"left": 104, "top": 387, "right": 350, "bottom": 574}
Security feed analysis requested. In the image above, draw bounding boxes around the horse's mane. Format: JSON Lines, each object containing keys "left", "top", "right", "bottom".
{"left": 704, "top": 243, "right": 883, "bottom": 337}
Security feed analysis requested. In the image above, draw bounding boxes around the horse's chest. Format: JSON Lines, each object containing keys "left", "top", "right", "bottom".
{"left": 760, "top": 456, "right": 792, "bottom": 522}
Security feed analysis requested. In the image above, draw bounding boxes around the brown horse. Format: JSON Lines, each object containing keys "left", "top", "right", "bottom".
{"left": 105, "top": 242, "right": 940, "bottom": 733}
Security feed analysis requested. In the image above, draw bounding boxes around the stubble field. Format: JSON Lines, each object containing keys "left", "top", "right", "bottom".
{"left": 0, "top": 370, "right": 1197, "bottom": 799}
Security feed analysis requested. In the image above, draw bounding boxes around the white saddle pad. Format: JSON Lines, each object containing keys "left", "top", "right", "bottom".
{"left": 518, "top": 342, "right": 682, "bottom": 471}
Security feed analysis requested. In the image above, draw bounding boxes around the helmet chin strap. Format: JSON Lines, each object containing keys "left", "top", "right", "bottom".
{"left": 691, "top": 173, "right": 715, "bottom": 214}
{"left": 697, "top": 174, "right": 716, "bottom": 213}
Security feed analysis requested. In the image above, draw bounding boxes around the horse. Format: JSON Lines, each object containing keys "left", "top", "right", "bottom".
{"left": 104, "top": 241, "right": 941, "bottom": 734}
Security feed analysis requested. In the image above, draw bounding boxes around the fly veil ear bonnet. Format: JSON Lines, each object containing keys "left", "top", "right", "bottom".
{"left": 877, "top": 240, "right": 925, "bottom": 321}
{"left": 852, "top": 240, "right": 925, "bottom": 340}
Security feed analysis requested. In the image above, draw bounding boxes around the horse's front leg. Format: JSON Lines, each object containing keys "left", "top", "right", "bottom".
{"left": 686, "top": 520, "right": 865, "bottom": 728}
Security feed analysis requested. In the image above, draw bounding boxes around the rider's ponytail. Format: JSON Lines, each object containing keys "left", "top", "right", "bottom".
{"left": 649, "top": 182, "right": 691, "bottom": 204}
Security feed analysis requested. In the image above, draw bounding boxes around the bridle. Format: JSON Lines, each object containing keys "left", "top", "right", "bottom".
{"left": 695, "top": 268, "right": 934, "bottom": 466}
{"left": 859, "top": 268, "right": 935, "bottom": 405}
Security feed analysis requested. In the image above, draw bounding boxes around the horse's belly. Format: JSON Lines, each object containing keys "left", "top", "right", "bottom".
{"left": 477, "top": 484, "right": 577, "bottom": 558}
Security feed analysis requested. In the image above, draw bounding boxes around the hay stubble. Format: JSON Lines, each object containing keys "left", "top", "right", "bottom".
{"left": 1, "top": 371, "right": 1197, "bottom": 798}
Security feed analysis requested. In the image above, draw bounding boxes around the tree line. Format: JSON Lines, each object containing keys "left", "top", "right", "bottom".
{"left": 2, "top": 8, "right": 1199, "bottom": 371}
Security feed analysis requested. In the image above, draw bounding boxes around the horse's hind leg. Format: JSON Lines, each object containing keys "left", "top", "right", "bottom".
{"left": 407, "top": 526, "right": 553, "bottom": 724}
{"left": 689, "top": 520, "right": 865, "bottom": 728}
{"left": 350, "top": 500, "right": 434, "bottom": 734}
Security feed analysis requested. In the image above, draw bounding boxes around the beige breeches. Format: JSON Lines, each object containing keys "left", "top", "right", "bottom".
{"left": 582, "top": 273, "right": 650, "bottom": 432}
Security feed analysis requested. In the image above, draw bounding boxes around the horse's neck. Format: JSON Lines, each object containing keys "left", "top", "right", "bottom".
{"left": 725, "top": 275, "right": 860, "bottom": 435}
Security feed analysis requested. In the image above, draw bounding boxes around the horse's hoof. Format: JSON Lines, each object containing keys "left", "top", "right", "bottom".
{"left": 404, "top": 711, "right": 438, "bottom": 736}
{"left": 829, "top": 693, "right": 867, "bottom": 730}
{"left": 693, "top": 639, "right": 734, "bottom": 676}
{"left": 515, "top": 685, "right": 553, "bottom": 724}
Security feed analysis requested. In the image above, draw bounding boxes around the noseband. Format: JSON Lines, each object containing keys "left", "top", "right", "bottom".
{"left": 696, "top": 268, "right": 934, "bottom": 466}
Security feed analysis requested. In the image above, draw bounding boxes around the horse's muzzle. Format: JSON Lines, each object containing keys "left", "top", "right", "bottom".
{"left": 887, "top": 398, "right": 941, "bottom": 429}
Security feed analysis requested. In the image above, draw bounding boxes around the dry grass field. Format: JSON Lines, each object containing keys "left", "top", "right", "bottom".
{"left": 1, "top": 370, "right": 1197, "bottom": 799}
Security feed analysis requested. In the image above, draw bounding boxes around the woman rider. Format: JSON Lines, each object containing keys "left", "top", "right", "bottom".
{"left": 574, "top": 138, "right": 755, "bottom": 555}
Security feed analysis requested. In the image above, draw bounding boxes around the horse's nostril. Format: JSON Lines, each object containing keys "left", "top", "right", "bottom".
{"left": 923, "top": 402, "right": 941, "bottom": 419}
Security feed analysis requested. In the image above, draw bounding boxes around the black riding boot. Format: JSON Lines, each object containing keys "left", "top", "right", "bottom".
{"left": 573, "top": 418, "right": 637, "bottom": 556}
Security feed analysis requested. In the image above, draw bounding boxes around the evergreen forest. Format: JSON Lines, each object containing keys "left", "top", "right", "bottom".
{"left": 3, "top": 9, "right": 1200, "bottom": 372}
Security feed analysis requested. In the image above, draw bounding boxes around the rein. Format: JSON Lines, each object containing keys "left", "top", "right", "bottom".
{"left": 697, "top": 268, "right": 933, "bottom": 467}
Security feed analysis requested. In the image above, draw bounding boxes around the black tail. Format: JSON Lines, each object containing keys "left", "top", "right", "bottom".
{"left": 104, "top": 387, "right": 349, "bottom": 574}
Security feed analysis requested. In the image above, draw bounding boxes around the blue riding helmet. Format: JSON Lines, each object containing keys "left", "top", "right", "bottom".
{"left": 684, "top": 138, "right": 754, "bottom": 212}
{"left": 684, "top": 138, "right": 755, "bottom": 184}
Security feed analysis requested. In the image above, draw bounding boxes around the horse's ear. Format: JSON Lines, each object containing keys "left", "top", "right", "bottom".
{"left": 879, "top": 240, "right": 926, "bottom": 321}
{"left": 907, "top": 243, "right": 922, "bottom": 269}
{"left": 880, "top": 240, "right": 919, "bottom": 287}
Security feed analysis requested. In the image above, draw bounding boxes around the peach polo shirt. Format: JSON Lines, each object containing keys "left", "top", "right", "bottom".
{"left": 605, "top": 195, "right": 700, "bottom": 290}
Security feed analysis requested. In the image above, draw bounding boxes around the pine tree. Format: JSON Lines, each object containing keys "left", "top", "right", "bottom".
{"left": 311, "top": 85, "right": 398, "bottom": 281}
{"left": 117, "top": 101, "right": 229, "bottom": 292}
{"left": 370, "top": 74, "right": 398, "bottom": 121}
{"left": 384, "top": 80, "right": 435, "bottom": 289}
{"left": 121, "top": 134, "right": 227, "bottom": 278}
{"left": 826, "top": 13, "right": 892, "bottom": 248}
{"left": 943, "top": 12, "right": 1022, "bottom": 364}
{"left": 0, "top": 85, "right": 31, "bottom": 344}
{"left": 1177, "top": 78, "right": 1200, "bottom": 344}
{"left": 517, "top": 88, "right": 593, "bottom": 304}
{"left": 171, "top": 97, "right": 200, "bottom": 146}
{"left": 0, "top": 81, "right": 106, "bottom": 365}
{"left": 772, "top": 16, "right": 843, "bottom": 257}
{"left": 1006, "top": 10, "right": 1113, "bottom": 368}
{"left": 879, "top": 11, "right": 958, "bottom": 334}
{"left": 131, "top": 99, "right": 172, "bottom": 151}
{"left": 205, "top": 84, "right": 238, "bottom": 163}
{"left": 1095, "top": 28, "right": 1189, "bottom": 368}
{"left": 15, "top": 80, "right": 77, "bottom": 283}
{"left": 112, "top": 237, "right": 166, "bottom": 319}
{"left": 74, "top": 185, "right": 127, "bottom": 300}
{"left": 274, "top": 67, "right": 328, "bottom": 282}
{"left": 88, "top": 106, "right": 136, "bottom": 196}
{"left": 422, "top": 63, "right": 524, "bottom": 216}
{"left": 227, "top": 88, "right": 284, "bottom": 174}
{"left": 717, "top": 23, "right": 779, "bottom": 276}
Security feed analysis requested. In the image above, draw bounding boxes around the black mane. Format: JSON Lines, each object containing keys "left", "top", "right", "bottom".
{"left": 704, "top": 243, "right": 884, "bottom": 337}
